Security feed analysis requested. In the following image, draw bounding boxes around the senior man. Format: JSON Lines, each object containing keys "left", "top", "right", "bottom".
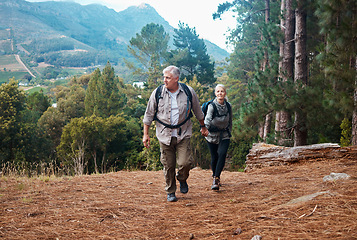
{"left": 143, "top": 65, "right": 208, "bottom": 202}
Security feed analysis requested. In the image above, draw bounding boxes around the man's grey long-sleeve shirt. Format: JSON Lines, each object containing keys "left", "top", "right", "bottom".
{"left": 143, "top": 84, "right": 204, "bottom": 146}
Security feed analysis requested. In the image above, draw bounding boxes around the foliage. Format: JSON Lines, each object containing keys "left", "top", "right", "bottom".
{"left": 42, "top": 50, "right": 121, "bottom": 68}
{"left": 85, "top": 62, "right": 126, "bottom": 118}
{"left": 57, "top": 117, "right": 92, "bottom": 175}
{"left": 57, "top": 114, "right": 142, "bottom": 175}
{"left": 26, "top": 90, "right": 51, "bottom": 120}
{"left": 0, "top": 79, "right": 27, "bottom": 163}
{"left": 183, "top": 77, "right": 213, "bottom": 168}
{"left": 0, "top": 79, "right": 51, "bottom": 167}
{"left": 55, "top": 84, "right": 86, "bottom": 121}
{"left": 340, "top": 118, "right": 351, "bottom": 147}
{"left": 127, "top": 23, "right": 170, "bottom": 87}
{"left": 23, "top": 38, "right": 75, "bottom": 54}
{"left": 170, "top": 22, "right": 216, "bottom": 86}
{"left": 229, "top": 137, "right": 253, "bottom": 170}
{"left": 41, "top": 66, "right": 66, "bottom": 80}
{"left": 316, "top": 0, "right": 357, "bottom": 117}
{"left": 2, "top": 0, "right": 357, "bottom": 176}
{"left": 38, "top": 106, "right": 66, "bottom": 152}
{"left": 138, "top": 136, "right": 162, "bottom": 171}
{"left": 213, "top": 0, "right": 356, "bottom": 147}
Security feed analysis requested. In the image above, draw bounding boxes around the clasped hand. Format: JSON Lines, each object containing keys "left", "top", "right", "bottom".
{"left": 200, "top": 127, "right": 209, "bottom": 137}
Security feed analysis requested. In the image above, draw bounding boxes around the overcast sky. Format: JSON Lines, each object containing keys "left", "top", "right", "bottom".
{"left": 27, "top": 0, "right": 236, "bottom": 52}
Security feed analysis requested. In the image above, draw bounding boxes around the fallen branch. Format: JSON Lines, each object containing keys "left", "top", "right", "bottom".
{"left": 298, "top": 205, "right": 317, "bottom": 219}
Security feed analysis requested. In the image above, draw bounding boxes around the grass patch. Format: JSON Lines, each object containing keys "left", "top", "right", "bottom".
{"left": 65, "top": 68, "right": 88, "bottom": 76}
{"left": 0, "top": 71, "right": 27, "bottom": 83}
{"left": 1, "top": 160, "right": 69, "bottom": 178}
{"left": 24, "top": 86, "right": 49, "bottom": 94}
{"left": 38, "top": 175, "right": 50, "bottom": 182}
{"left": 16, "top": 182, "right": 26, "bottom": 191}
{"left": 22, "top": 197, "right": 33, "bottom": 203}
{"left": 0, "top": 55, "right": 18, "bottom": 65}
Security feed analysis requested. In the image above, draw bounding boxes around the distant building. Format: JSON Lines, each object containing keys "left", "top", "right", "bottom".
{"left": 133, "top": 81, "right": 145, "bottom": 89}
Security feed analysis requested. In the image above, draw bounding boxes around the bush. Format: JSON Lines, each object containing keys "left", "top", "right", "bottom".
{"left": 340, "top": 118, "right": 351, "bottom": 147}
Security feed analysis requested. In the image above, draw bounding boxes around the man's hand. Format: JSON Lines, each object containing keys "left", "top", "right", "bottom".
{"left": 199, "top": 120, "right": 208, "bottom": 137}
{"left": 143, "top": 134, "right": 150, "bottom": 148}
{"left": 143, "top": 124, "right": 150, "bottom": 148}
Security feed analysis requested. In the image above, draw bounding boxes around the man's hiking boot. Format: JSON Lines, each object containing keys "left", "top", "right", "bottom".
{"left": 211, "top": 176, "right": 220, "bottom": 190}
{"left": 167, "top": 193, "right": 177, "bottom": 202}
{"left": 179, "top": 180, "right": 189, "bottom": 194}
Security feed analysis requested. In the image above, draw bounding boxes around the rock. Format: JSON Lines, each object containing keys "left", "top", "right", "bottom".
{"left": 284, "top": 191, "right": 330, "bottom": 205}
{"left": 323, "top": 173, "right": 351, "bottom": 182}
{"left": 233, "top": 227, "right": 242, "bottom": 235}
{"left": 251, "top": 235, "right": 262, "bottom": 240}
{"left": 245, "top": 143, "right": 357, "bottom": 171}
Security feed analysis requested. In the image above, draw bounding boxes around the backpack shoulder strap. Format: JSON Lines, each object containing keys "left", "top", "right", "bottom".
{"left": 179, "top": 83, "right": 193, "bottom": 119}
{"left": 179, "top": 83, "right": 192, "bottom": 102}
{"left": 226, "top": 101, "right": 231, "bottom": 115}
{"left": 153, "top": 84, "right": 163, "bottom": 121}
{"left": 153, "top": 83, "right": 193, "bottom": 129}
{"left": 210, "top": 101, "right": 218, "bottom": 118}
{"left": 155, "top": 84, "right": 164, "bottom": 105}
{"left": 211, "top": 100, "right": 231, "bottom": 118}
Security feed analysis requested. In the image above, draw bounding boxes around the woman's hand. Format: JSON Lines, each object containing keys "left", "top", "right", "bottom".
{"left": 200, "top": 126, "right": 209, "bottom": 137}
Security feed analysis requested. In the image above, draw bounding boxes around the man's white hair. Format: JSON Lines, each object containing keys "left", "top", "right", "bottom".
{"left": 163, "top": 65, "right": 180, "bottom": 78}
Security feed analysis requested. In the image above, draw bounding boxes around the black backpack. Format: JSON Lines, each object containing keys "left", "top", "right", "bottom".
{"left": 153, "top": 83, "right": 193, "bottom": 129}
{"left": 201, "top": 99, "right": 232, "bottom": 134}
{"left": 202, "top": 99, "right": 231, "bottom": 119}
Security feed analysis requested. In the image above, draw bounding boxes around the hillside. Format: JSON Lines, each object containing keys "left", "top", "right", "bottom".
{"left": 0, "top": 155, "right": 356, "bottom": 239}
{"left": 0, "top": 0, "right": 229, "bottom": 66}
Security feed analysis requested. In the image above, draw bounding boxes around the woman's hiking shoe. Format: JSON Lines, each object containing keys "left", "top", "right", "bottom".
{"left": 211, "top": 176, "right": 220, "bottom": 190}
{"left": 179, "top": 181, "right": 189, "bottom": 194}
{"left": 167, "top": 193, "right": 177, "bottom": 202}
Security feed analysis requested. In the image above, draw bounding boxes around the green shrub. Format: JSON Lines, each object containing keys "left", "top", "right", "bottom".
{"left": 340, "top": 118, "right": 351, "bottom": 147}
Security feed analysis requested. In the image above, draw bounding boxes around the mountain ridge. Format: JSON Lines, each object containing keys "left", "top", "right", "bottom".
{"left": 0, "top": 0, "right": 229, "bottom": 70}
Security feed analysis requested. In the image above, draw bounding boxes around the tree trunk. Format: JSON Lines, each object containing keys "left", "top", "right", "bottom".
{"left": 276, "top": 0, "right": 294, "bottom": 146}
{"left": 101, "top": 150, "right": 107, "bottom": 173}
{"left": 92, "top": 151, "right": 99, "bottom": 174}
{"left": 265, "top": 0, "right": 270, "bottom": 23}
{"left": 259, "top": 124, "right": 264, "bottom": 140}
{"left": 260, "top": 0, "right": 272, "bottom": 142}
{"left": 275, "top": 0, "right": 285, "bottom": 144}
{"left": 263, "top": 112, "right": 272, "bottom": 141}
{"left": 352, "top": 57, "right": 357, "bottom": 145}
{"left": 293, "top": 0, "right": 308, "bottom": 146}
{"left": 72, "top": 138, "right": 87, "bottom": 176}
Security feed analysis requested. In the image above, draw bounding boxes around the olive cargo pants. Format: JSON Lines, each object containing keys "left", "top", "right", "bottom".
{"left": 159, "top": 137, "right": 193, "bottom": 194}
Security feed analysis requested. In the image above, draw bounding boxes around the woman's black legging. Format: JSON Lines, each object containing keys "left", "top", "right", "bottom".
{"left": 206, "top": 139, "right": 230, "bottom": 178}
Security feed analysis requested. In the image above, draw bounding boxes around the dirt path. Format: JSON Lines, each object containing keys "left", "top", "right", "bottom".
{"left": 14, "top": 54, "right": 36, "bottom": 78}
{"left": 1, "top": 157, "right": 356, "bottom": 239}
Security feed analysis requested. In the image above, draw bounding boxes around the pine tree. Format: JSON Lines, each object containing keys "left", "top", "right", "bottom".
{"left": 127, "top": 23, "right": 170, "bottom": 87}
{"left": 293, "top": 0, "right": 308, "bottom": 146}
{"left": 316, "top": 0, "right": 357, "bottom": 145}
{"left": 170, "top": 22, "right": 215, "bottom": 85}
{"left": 85, "top": 68, "right": 101, "bottom": 117}
{"left": 85, "top": 62, "right": 126, "bottom": 118}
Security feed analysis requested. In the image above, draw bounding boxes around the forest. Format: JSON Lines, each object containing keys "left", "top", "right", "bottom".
{"left": 0, "top": 0, "right": 356, "bottom": 176}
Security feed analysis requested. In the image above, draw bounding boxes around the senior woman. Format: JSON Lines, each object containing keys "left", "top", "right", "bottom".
{"left": 204, "top": 84, "right": 232, "bottom": 190}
